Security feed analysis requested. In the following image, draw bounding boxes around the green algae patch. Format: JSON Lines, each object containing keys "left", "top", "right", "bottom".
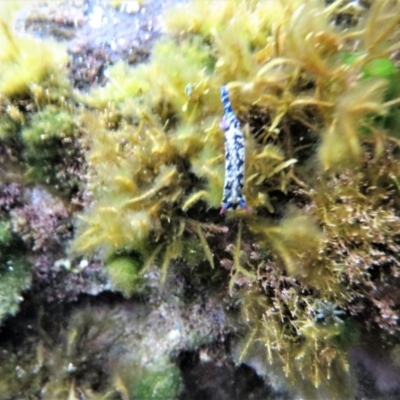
{"left": 0, "top": 218, "right": 31, "bottom": 324}
{"left": 122, "top": 358, "right": 182, "bottom": 400}
{"left": 363, "top": 58, "right": 398, "bottom": 79}
{"left": 0, "top": 258, "right": 31, "bottom": 323}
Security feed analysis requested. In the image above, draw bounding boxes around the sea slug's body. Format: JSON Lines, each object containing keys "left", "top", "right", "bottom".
{"left": 219, "top": 86, "right": 247, "bottom": 214}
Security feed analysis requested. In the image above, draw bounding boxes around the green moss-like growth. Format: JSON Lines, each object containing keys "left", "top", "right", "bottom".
{"left": 120, "top": 358, "right": 182, "bottom": 400}
{"left": 0, "top": 218, "right": 31, "bottom": 324}
{"left": 0, "top": 258, "right": 30, "bottom": 323}
{"left": 22, "top": 105, "right": 80, "bottom": 191}
{"left": 22, "top": 105, "right": 75, "bottom": 143}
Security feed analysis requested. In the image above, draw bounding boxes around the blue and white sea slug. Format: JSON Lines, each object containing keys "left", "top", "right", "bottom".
{"left": 219, "top": 85, "right": 248, "bottom": 214}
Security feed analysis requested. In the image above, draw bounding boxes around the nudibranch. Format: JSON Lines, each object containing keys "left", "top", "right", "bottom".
{"left": 219, "top": 85, "right": 247, "bottom": 214}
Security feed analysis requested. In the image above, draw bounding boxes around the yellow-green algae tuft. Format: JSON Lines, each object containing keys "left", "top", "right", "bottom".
{"left": 0, "top": 4, "right": 68, "bottom": 98}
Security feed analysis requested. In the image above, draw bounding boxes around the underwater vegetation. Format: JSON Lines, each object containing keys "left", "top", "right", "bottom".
{"left": 0, "top": 304, "right": 183, "bottom": 400}
{"left": 0, "top": 3, "right": 83, "bottom": 194}
{"left": 71, "top": 0, "right": 400, "bottom": 396}
{"left": 0, "top": 218, "right": 31, "bottom": 324}
{"left": 0, "top": 3, "right": 84, "bottom": 324}
{"left": 0, "top": 0, "right": 400, "bottom": 398}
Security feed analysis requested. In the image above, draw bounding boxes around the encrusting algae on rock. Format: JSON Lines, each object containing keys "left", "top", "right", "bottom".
{"left": 1, "top": 0, "right": 400, "bottom": 398}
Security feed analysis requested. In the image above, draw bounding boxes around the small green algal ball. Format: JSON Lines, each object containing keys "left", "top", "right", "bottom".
{"left": 105, "top": 256, "right": 142, "bottom": 297}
